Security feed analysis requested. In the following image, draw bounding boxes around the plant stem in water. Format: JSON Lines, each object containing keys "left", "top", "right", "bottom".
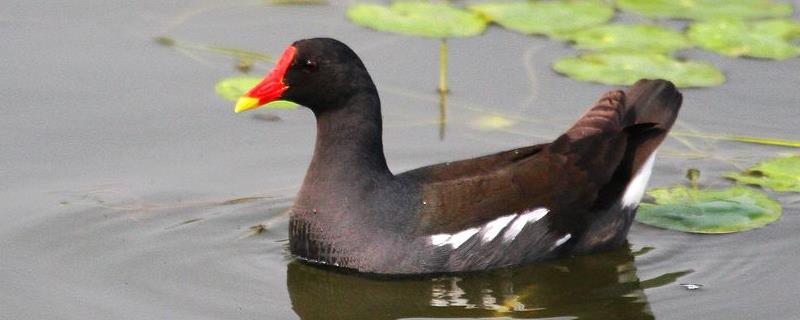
{"left": 439, "top": 90, "right": 447, "bottom": 140}
{"left": 438, "top": 38, "right": 448, "bottom": 94}
{"left": 686, "top": 168, "right": 700, "bottom": 191}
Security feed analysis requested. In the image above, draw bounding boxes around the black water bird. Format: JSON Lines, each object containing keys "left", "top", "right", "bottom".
{"left": 235, "top": 38, "right": 683, "bottom": 274}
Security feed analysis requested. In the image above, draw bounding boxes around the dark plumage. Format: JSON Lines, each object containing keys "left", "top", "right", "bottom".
{"left": 237, "top": 38, "right": 683, "bottom": 274}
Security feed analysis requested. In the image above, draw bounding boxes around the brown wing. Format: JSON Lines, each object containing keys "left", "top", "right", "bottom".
{"left": 403, "top": 90, "right": 631, "bottom": 235}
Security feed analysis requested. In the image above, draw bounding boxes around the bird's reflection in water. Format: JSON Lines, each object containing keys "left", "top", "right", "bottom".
{"left": 288, "top": 244, "right": 686, "bottom": 319}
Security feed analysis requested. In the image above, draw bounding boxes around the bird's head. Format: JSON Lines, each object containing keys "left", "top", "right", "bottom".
{"left": 234, "top": 38, "right": 373, "bottom": 113}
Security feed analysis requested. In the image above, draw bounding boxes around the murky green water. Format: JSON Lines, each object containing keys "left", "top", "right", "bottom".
{"left": 2, "top": 1, "right": 799, "bottom": 319}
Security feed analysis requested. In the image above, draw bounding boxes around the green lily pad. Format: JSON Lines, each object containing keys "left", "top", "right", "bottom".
{"left": 636, "top": 186, "right": 782, "bottom": 233}
{"left": 616, "top": 0, "right": 793, "bottom": 21}
{"left": 688, "top": 19, "right": 800, "bottom": 60}
{"left": 346, "top": 2, "right": 487, "bottom": 38}
{"left": 552, "top": 53, "right": 725, "bottom": 88}
{"left": 725, "top": 155, "right": 800, "bottom": 192}
{"left": 215, "top": 76, "right": 298, "bottom": 109}
{"left": 562, "top": 24, "right": 691, "bottom": 54}
{"left": 468, "top": 1, "right": 614, "bottom": 38}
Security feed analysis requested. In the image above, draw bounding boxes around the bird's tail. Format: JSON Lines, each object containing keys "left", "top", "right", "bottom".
{"left": 592, "top": 79, "right": 683, "bottom": 211}
{"left": 621, "top": 79, "right": 683, "bottom": 175}
{"left": 550, "top": 79, "right": 683, "bottom": 211}
{"left": 560, "top": 79, "right": 682, "bottom": 253}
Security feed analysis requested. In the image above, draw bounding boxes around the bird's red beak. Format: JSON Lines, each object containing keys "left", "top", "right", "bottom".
{"left": 234, "top": 45, "right": 297, "bottom": 113}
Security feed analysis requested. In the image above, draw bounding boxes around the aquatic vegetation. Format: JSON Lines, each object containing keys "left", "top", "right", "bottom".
{"left": 468, "top": 1, "right": 614, "bottom": 38}
{"left": 469, "top": 114, "right": 516, "bottom": 130}
{"left": 561, "top": 24, "right": 691, "bottom": 54}
{"left": 670, "top": 131, "right": 800, "bottom": 148}
{"left": 215, "top": 76, "right": 298, "bottom": 109}
{"left": 154, "top": 36, "right": 274, "bottom": 62}
{"left": 726, "top": 155, "right": 800, "bottom": 192}
{"left": 346, "top": 2, "right": 487, "bottom": 38}
{"left": 552, "top": 53, "right": 725, "bottom": 87}
{"left": 688, "top": 19, "right": 800, "bottom": 60}
{"left": 616, "top": 0, "right": 793, "bottom": 21}
{"left": 636, "top": 185, "right": 782, "bottom": 233}
{"left": 155, "top": 36, "right": 274, "bottom": 74}
{"left": 725, "top": 136, "right": 800, "bottom": 148}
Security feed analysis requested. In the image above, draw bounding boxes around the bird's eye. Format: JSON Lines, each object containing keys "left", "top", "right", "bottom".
{"left": 303, "top": 59, "right": 318, "bottom": 73}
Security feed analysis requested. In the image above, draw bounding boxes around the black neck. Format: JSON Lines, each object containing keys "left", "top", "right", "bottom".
{"left": 300, "top": 90, "right": 393, "bottom": 195}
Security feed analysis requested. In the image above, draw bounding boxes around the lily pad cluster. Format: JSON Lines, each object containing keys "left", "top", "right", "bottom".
{"left": 637, "top": 155, "right": 799, "bottom": 234}
{"left": 563, "top": 24, "right": 691, "bottom": 54}
{"left": 458, "top": 0, "right": 728, "bottom": 87}
{"left": 616, "top": 0, "right": 793, "bottom": 21}
{"left": 688, "top": 19, "right": 800, "bottom": 60}
{"left": 536, "top": 0, "right": 796, "bottom": 86}
{"left": 552, "top": 52, "right": 724, "bottom": 87}
{"left": 467, "top": 1, "right": 614, "bottom": 38}
{"left": 553, "top": 23, "right": 726, "bottom": 87}
{"left": 345, "top": 0, "right": 797, "bottom": 86}
{"left": 615, "top": 0, "right": 800, "bottom": 60}
{"left": 616, "top": 0, "right": 800, "bottom": 60}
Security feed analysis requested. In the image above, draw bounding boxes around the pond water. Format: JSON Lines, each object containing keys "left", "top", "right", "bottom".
{"left": 2, "top": 1, "right": 799, "bottom": 319}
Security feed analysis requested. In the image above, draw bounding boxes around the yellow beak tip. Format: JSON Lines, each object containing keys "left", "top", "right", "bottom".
{"left": 235, "top": 97, "right": 261, "bottom": 113}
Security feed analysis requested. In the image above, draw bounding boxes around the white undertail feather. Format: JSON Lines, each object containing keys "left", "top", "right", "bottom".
{"left": 621, "top": 152, "right": 657, "bottom": 208}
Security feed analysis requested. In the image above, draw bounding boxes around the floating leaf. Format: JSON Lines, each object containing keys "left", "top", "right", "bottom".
{"left": 552, "top": 53, "right": 725, "bottom": 88}
{"left": 725, "top": 155, "right": 800, "bottom": 192}
{"left": 561, "top": 24, "right": 691, "bottom": 54}
{"left": 688, "top": 19, "right": 800, "bottom": 60}
{"left": 468, "top": 1, "right": 614, "bottom": 37}
{"left": 470, "top": 115, "right": 516, "bottom": 130}
{"left": 215, "top": 76, "right": 298, "bottom": 109}
{"left": 347, "top": 2, "right": 487, "bottom": 38}
{"left": 616, "top": 0, "right": 793, "bottom": 21}
{"left": 636, "top": 186, "right": 782, "bottom": 233}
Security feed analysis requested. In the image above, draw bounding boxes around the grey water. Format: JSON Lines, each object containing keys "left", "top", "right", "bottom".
{"left": 2, "top": 1, "right": 799, "bottom": 319}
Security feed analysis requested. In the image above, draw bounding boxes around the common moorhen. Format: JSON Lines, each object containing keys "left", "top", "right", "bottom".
{"left": 235, "top": 38, "right": 682, "bottom": 274}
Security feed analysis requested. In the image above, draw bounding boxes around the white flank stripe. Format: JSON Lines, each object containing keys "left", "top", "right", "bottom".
{"left": 430, "top": 234, "right": 451, "bottom": 246}
{"left": 449, "top": 228, "right": 480, "bottom": 248}
{"left": 481, "top": 214, "right": 517, "bottom": 242}
{"left": 430, "top": 228, "right": 480, "bottom": 249}
{"left": 621, "top": 152, "right": 657, "bottom": 208}
{"left": 502, "top": 208, "right": 549, "bottom": 243}
{"left": 553, "top": 233, "right": 572, "bottom": 248}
